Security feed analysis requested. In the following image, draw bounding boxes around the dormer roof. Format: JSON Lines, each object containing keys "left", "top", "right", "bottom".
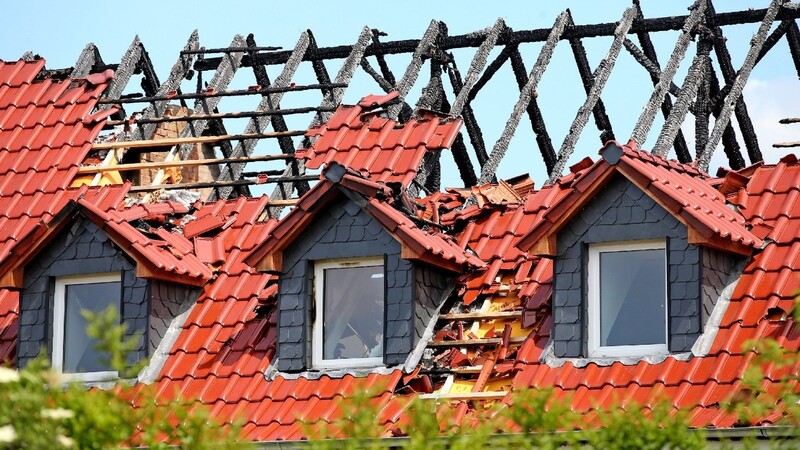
{"left": 245, "top": 162, "right": 485, "bottom": 273}
{"left": 518, "top": 141, "right": 763, "bottom": 257}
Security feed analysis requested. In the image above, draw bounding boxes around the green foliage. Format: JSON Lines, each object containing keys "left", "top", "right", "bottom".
{"left": 3, "top": 298, "right": 800, "bottom": 449}
{"left": 0, "top": 306, "right": 241, "bottom": 449}
{"left": 583, "top": 402, "right": 705, "bottom": 450}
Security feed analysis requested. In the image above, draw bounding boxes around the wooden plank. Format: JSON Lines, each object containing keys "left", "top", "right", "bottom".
{"left": 426, "top": 336, "right": 526, "bottom": 347}
{"left": 266, "top": 199, "right": 300, "bottom": 207}
{"left": 436, "top": 391, "right": 509, "bottom": 400}
{"left": 128, "top": 175, "right": 317, "bottom": 192}
{"left": 92, "top": 130, "right": 305, "bottom": 150}
{"left": 76, "top": 154, "right": 295, "bottom": 174}
{"left": 773, "top": 141, "right": 800, "bottom": 148}
{"left": 106, "top": 105, "right": 336, "bottom": 127}
{"left": 438, "top": 311, "right": 523, "bottom": 321}
{"left": 449, "top": 366, "right": 484, "bottom": 374}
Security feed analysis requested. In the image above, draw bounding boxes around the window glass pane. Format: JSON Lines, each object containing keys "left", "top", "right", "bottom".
{"left": 63, "top": 281, "right": 121, "bottom": 373}
{"left": 599, "top": 249, "right": 666, "bottom": 347}
{"left": 322, "top": 265, "right": 384, "bottom": 360}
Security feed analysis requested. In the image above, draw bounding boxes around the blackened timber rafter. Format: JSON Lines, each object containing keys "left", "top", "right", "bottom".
{"left": 244, "top": 32, "right": 302, "bottom": 194}
{"left": 694, "top": 29, "right": 714, "bottom": 158}
{"left": 415, "top": 22, "right": 449, "bottom": 113}
{"left": 148, "top": 35, "right": 247, "bottom": 186}
{"left": 358, "top": 57, "right": 393, "bottom": 91}
{"left": 786, "top": 19, "right": 800, "bottom": 79}
{"left": 130, "top": 31, "right": 199, "bottom": 141}
{"left": 448, "top": 57, "right": 489, "bottom": 168}
{"left": 508, "top": 44, "right": 557, "bottom": 173}
{"left": 291, "top": 31, "right": 332, "bottom": 196}
{"left": 267, "top": 27, "right": 373, "bottom": 214}
{"left": 359, "top": 58, "right": 415, "bottom": 121}
{"left": 623, "top": 39, "right": 681, "bottom": 98}
{"left": 370, "top": 29, "right": 397, "bottom": 87}
{"left": 466, "top": 44, "right": 511, "bottom": 103}
{"left": 445, "top": 62, "right": 480, "bottom": 187}
{"left": 708, "top": 66, "right": 746, "bottom": 169}
{"left": 213, "top": 32, "right": 310, "bottom": 201}
{"left": 412, "top": 21, "right": 453, "bottom": 195}
{"left": 71, "top": 43, "right": 104, "bottom": 78}
{"left": 699, "top": 0, "right": 785, "bottom": 171}
{"left": 547, "top": 7, "right": 637, "bottom": 184}
{"left": 87, "top": 37, "right": 168, "bottom": 186}
{"left": 442, "top": 19, "right": 505, "bottom": 188}
{"left": 755, "top": 19, "right": 792, "bottom": 65}
{"left": 566, "top": 10, "right": 615, "bottom": 143}
{"left": 630, "top": 0, "right": 691, "bottom": 163}
{"left": 450, "top": 18, "right": 505, "bottom": 117}
{"left": 630, "top": 0, "right": 706, "bottom": 151}
{"left": 308, "top": 30, "right": 333, "bottom": 103}
{"left": 652, "top": 52, "right": 706, "bottom": 157}
{"left": 98, "top": 36, "right": 144, "bottom": 110}
{"left": 387, "top": 20, "right": 441, "bottom": 121}
{"left": 706, "top": 0, "right": 763, "bottom": 165}
{"left": 481, "top": 11, "right": 570, "bottom": 185}
{"left": 136, "top": 43, "right": 161, "bottom": 97}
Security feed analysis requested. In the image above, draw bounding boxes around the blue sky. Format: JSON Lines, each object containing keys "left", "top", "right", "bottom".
{"left": 2, "top": 1, "right": 797, "bottom": 189}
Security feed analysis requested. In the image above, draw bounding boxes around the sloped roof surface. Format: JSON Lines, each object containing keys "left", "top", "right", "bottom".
{"left": 0, "top": 69, "right": 798, "bottom": 439}
{"left": 142, "top": 194, "right": 406, "bottom": 440}
{"left": 0, "top": 60, "right": 121, "bottom": 364}
{"left": 299, "top": 93, "right": 463, "bottom": 187}
{"left": 424, "top": 152, "right": 799, "bottom": 429}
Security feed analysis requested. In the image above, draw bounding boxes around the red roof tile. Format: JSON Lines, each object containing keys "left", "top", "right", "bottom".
{"left": 1, "top": 72, "right": 799, "bottom": 440}
{"left": 0, "top": 60, "right": 118, "bottom": 364}
{"left": 299, "top": 93, "right": 462, "bottom": 187}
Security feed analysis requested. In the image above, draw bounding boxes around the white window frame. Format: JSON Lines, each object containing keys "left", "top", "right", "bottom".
{"left": 312, "top": 257, "right": 385, "bottom": 370}
{"left": 52, "top": 272, "right": 121, "bottom": 382}
{"left": 587, "top": 240, "right": 668, "bottom": 358}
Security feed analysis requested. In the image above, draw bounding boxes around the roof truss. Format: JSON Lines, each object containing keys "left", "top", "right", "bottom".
{"left": 32, "top": 1, "right": 800, "bottom": 206}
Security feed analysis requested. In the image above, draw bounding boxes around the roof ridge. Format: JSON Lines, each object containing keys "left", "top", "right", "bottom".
{"left": 614, "top": 141, "right": 708, "bottom": 178}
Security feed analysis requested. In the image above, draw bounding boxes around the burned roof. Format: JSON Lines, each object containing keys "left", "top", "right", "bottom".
{"left": 1, "top": 0, "right": 800, "bottom": 442}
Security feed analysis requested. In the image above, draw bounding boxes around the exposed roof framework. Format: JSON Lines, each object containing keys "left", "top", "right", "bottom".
{"left": 28, "top": 0, "right": 800, "bottom": 209}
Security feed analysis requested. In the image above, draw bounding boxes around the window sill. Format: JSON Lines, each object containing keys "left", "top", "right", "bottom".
{"left": 265, "top": 362, "right": 398, "bottom": 381}
{"left": 587, "top": 343, "right": 669, "bottom": 359}
{"left": 57, "top": 370, "right": 119, "bottom": 383}
{"left": 540, "top": 341, "right": 692, "bottom": 369}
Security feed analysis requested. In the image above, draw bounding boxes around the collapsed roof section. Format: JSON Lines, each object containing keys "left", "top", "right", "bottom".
{"left": 6, "top": 0, "right": 799, "bottom": 216}
{"left": 245, "top": 161, "right": 485, "bottom": 274}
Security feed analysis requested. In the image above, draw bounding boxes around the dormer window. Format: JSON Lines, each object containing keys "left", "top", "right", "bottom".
{"left": 587, "top": 240, "right": 667, "bottom": 357}
{"left": 312, "top": 258, "right": 385, "bottom": 369}
{"left": 52, "top": 273, "right": 121, "bottom": 381}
